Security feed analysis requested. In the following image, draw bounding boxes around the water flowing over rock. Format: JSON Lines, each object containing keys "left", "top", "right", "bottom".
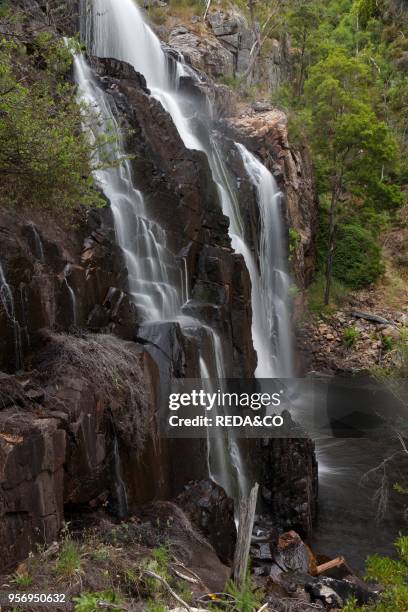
{"left": 0, "top": 0, "right": 320, "bottom": 573}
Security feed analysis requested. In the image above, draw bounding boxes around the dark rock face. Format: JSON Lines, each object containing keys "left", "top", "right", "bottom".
{"left": 175, "top": 479, "right": 237, "bottom": 565}
{"left": 0, "top": 333, "right": 163, "bottom": 572}
{"left": 257, "top": 437, "right": 318, "bottom": 540}
{"left": 0, "top": 54, "right": 257, "bottom": 572}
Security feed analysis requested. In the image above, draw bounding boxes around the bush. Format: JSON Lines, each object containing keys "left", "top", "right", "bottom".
{"left": 342, "top": 536, "right": 408, "bottom": 611}
{"left": 333, "top": 224, "right": 384, "bottom": 289}
{"left": 0, "top": 26, "right": 113, "bottom": 214}
{"left": 73, "top": 590, "right": 122, "bottom": 612}
{"left": 342, "top": 326, "right": 360, "bottom": 348}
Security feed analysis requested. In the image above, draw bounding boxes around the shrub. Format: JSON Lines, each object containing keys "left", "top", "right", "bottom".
{"left": 342, "top": 536, "right": 408, "bottom": 611}
{"left": 332, "top": 224, "right": 384, "bottom": 289}
{"left": 342, "top": 326, "right": 360, "bottom": 348}
{"left": 73, "top": 590, "right": 122, "bottom": 612}
{"left": 0, "top": 19, "right": 117, "bottom": 214}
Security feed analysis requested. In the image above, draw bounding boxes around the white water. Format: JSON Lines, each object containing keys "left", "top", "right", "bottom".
{"left": 0, "top": 262, "right": 23, "bottom": 370}
{"left": 236, "top": 145, "right": 293, "bottom": 377}
{"left": 78, "top": 0, "right": 293, "bottom": 502}
{"left": 64, "top": 264, "right": 78, "bottom": 326}
{"left": 29, "top": 222, "right": 45, "bottom": 263}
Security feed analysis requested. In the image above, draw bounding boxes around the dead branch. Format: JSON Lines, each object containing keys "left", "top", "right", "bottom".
{"left": 203, "top": 0, "right": 212, "bottom": 21}
{"left": 143, "top": 570, "right": 191, "bottom": 611}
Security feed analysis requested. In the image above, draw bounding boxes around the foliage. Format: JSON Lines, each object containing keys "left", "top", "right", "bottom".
{"left": 73, "top": 590, "right": 123, "bottom": 612}
{"left": 0, "top": 13, "right": 115, "bottom": 214}
{"left": 225, "top": 573, "right": 264, "bottom": 612}
{"left": 342, "top": 326, "right": 360, "bottom": 348}
{"left": 332, "top": 224, "right": 384, "bottom": 288}
{"left": 55, "top": 537, "right": 81, "bottom": 578}
{"left": 13, "top": 572, "right": 33, "bottom": 589}
{"left": 341, "top": 537, "right": 408, "bottom": 611}
{"left": 306, "top": 272, "right": 349, "bottom": 314}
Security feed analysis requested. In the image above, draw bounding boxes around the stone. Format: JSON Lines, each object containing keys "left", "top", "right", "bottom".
{"left": 175, "top": 479, "right": 236, "bottom": 565}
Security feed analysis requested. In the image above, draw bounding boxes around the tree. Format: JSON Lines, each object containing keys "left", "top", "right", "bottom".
{"left": 240, "top": 0, "right": 283, "bottom": 86}
{"left": 286, "top": 0, "right": 324, "bottom": 95}
{"left": 304, "top": 49, "right": 401, "bottom": 303}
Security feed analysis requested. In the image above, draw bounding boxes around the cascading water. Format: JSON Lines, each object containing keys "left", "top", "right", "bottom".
{"left": 29, "top": 222, "right": 45, "bottom": 263}
{"left": 0, "top": 262, "right": 23, "bottom": 371}
{"left": 73, "top": 50, "right": 246, "bottom": 502}
{"left": 78, "top": 0, "right": 293, "bottom": 502}
{"left": 236, "top": 145, "right": 293, "bottom": 377}
{"left": 64, "top": 264, "right": 78, "bottom": 326}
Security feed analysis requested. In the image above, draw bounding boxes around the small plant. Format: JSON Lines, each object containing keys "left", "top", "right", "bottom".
{"left": 289, "top": 227, "right": 301, "bottom": 261}
{"left": 381, "top": 334, "right": 395, "bottom": 352}
{"left": 73, "top": 590, "right": 122, "bottom": 612}
{"left": 13, "top": 572, "right": 32, "bottom": 589}
{"left": 55, "top": 537, "right": 81, "bottom": 578}
{"left": 145, "top": 602, "right": 166, "bottom": 612}
{"left": 225, "top": 573, "right": 264, "bottom": 612}
{"left": 342, "top": 326, "right": 359, "bottom": 348}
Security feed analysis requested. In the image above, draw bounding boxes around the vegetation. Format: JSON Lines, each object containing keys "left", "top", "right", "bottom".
{"left": 55, "top": 536, "right": 82, "bottom": 578}
{"left": 0, "top": 8, "right": 117, "bottom": 215}
{"left": 342, "top": 536, "right": 408, "bottom": 611}
{"left": 225, "top": 572, "right": 264, "bottom": 612}
{"left": 73, "top": 590, "right": 123, "bottom": 612}
{"left": 266, "top": 0, "right": 407, "bottom": 305}
{"left": 342, "top": 326, "right": 360, "bottom": 348}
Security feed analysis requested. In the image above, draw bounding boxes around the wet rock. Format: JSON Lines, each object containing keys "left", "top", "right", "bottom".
{"left": 175, "top": 479, "right": 236, "bottom": 565}
{"left": 222, "top": 109, "right": 318, "bottom": 288}
{"left": 274, "top": 530, "right": 317, "bottom": 575}
{"left": 305, "top": 576, "right": 379, "bottom": 608}
{"left": 256, "top": 435, "right": 318, "bottom": 539}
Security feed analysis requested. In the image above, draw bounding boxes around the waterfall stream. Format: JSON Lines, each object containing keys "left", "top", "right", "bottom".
{"left": 0, "top": 262, "right": 23, "bottom": 371}
{"left": 77, "top": 0, "right": 293, "bottom": 504}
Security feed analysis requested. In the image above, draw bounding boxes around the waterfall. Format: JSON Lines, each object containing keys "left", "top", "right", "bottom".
{"left": 0, "top": 262, "right": 23, "bottom": 371}
{"left": 236, "top": 145, "right": 293, "bottom": 377}
{"left": 78, "top": 0, "right": 293, "bottom": 503}
{"left": 74, "top": 55, "right": 183, "bottom": 322}
{"left": 64, "top": 264, "right": 78, "bottom": 326}
{"left": 29, "top": 222, "right": 45, "bottom": 263}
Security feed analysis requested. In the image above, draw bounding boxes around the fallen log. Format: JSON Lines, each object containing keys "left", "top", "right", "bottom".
{"left": 351, "top": 311, "right": 389, "bottom": 325}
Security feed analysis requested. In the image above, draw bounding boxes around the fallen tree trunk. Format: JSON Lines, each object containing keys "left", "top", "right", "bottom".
{"left": 351, "top": 311, "right": 390, "bottom": 325}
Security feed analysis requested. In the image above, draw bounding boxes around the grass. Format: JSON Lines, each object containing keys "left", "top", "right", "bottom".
{"left": 342, "top": 326, "right": 359, "bottom": 348}
{"left": 306, "top": 273, "right": 349, "bottom": 316}
{"left": 13, "top": 572, "right": 33, "bottom": 589}
{"left": 225, "top": 572, "right": 264, "bottom": 612}
{"left": 55, "top": 538, "right": 82, "bottom": 578}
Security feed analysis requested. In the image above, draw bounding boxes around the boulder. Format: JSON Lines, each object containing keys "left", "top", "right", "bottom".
{"left": 175, "top": 479, "right": 236, "bottom": 565}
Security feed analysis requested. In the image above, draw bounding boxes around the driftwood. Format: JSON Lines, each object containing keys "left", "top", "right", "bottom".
{"left": 232, "top": 482, "right": 259, "bottom": 587}
{"left": 351, "top": 310, "right": 389, "bottom": 325}
{"left": 316, "top": 556, "right": 345, "bottom": 575}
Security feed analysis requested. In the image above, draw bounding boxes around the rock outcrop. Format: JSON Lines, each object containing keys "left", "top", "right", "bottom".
{"left": 257, "top": 435, "right": 318, "bottom": 540}
{"left": 166, "top": 7, "right": 291, "bottom": 91}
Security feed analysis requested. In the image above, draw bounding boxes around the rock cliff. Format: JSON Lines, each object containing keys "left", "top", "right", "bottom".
{"left": 0, "top": 0, "right": 319, "bottom": 574}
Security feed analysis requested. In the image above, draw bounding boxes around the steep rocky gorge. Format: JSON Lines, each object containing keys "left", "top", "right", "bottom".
{"left": 0, "top": 0, "right": 319, "bottom": 575}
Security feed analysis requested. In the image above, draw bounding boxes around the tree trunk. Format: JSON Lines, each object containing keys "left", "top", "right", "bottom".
{"left": 232, "top": 483, "right": 259, "bottom": 587}
{"left": 324, "top": 184, "right": 339, "bottom": 305}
